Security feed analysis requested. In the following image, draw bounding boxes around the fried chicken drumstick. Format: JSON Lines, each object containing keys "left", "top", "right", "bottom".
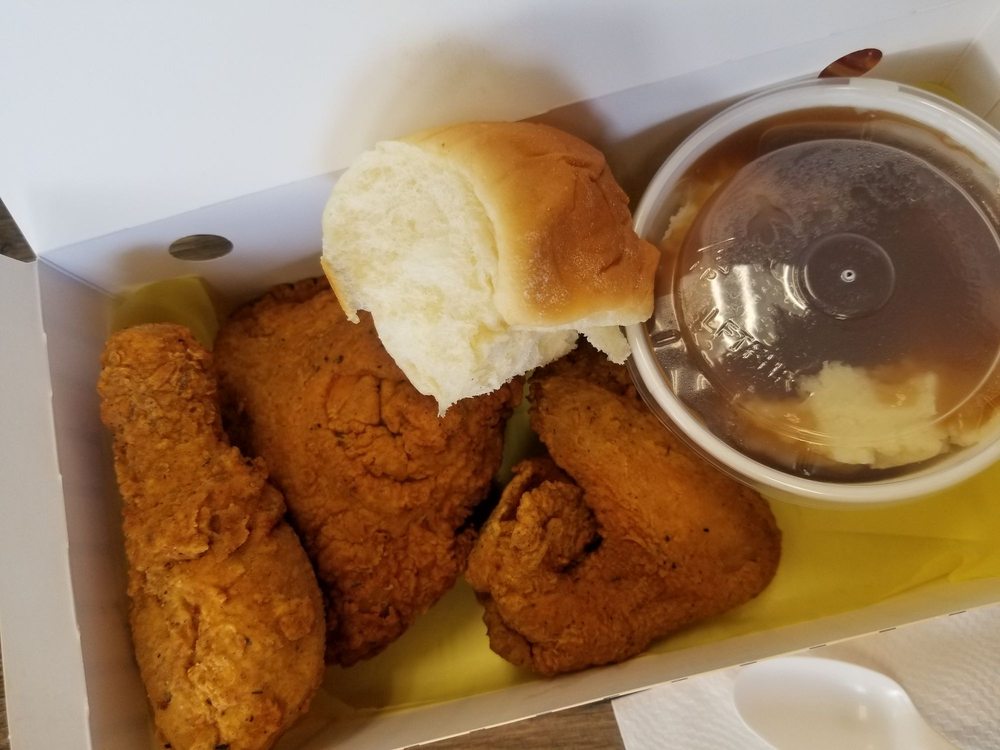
{"left": 465, "top": 345, "right": 781, "bottom": 676}
{"left": 98, "top": 324, "right": 326, "bottom": 750}
{"left": 214, "top": 278, "right": 517, "bottom": 665}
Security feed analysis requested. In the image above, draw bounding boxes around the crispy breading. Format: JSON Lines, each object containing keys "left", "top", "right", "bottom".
{"left": 98, "top": 324, "right": 325, "bottom": 750}
{"left": 213, "top": 278, "right": 517, "bottom": 665}
{"left": 465, "top": 345, "right": 781, "bottom": 676}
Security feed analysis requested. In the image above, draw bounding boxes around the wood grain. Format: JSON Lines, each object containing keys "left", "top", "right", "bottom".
{"left": 0, "top": 199, "right": 33, "bottom": 262}
{"left": 1, "top": 638, "right": 8, "bottom": 750}
{"left": 415, "top": 700, "right": 624, "bottom": 750}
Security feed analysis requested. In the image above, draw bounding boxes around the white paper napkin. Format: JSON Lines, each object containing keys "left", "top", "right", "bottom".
{"left": 612, "top": 603, "right": 1000, "bottom": 750}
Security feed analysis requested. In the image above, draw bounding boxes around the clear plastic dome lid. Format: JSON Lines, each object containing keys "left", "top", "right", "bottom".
{"left": 633, "top": 79, "right": 1000, "bottom": 488}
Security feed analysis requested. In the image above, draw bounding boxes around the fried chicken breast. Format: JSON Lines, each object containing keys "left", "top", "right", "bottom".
{"left": 465, "top": 345, "right": 781, "bottom": 676}
{"left": 213, "top": 278, "right": 517, "bottom": 665}
{"left": 98, "top": 324, "right": 326, "bottom": 750}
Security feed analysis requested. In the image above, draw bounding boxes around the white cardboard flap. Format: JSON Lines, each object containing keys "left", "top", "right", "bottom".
{"left": 36, "top": 0, "right": 1000, "bottom": 298}
{"left": 0, "top": 256, "right": 90, "bottom": 749}
{"left": 2, "top": 0, "right": 987, "bottom": 256}
{"left": 35, "top": 261, "right": 152, "bottom": 749}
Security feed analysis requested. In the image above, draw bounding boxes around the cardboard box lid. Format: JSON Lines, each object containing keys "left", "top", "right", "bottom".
{"left": 0, "top": 256, "right": 90, "bottom": 749}
{"left": 0, "top": 0, "right": 975, "bottom": 257}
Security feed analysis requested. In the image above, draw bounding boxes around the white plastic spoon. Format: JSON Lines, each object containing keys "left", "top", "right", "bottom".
{"left": 733, "top": 656, "right": 957, "bottom": 750}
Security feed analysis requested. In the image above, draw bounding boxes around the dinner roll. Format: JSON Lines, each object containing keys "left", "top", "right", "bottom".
{"left": 322, "top": 121, "right": 658, "bottom": 412}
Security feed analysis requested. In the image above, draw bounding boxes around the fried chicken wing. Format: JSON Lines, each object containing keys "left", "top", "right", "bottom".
{"left": 213, "top": 278, "right": 517, "bottom": 665}
{"left": 465, "top": 345, "right": 781, "bottom": 676}
{"left": 98, "top": 324, "right": 325, "bottom": 750}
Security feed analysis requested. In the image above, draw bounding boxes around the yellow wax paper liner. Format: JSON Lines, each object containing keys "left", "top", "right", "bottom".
{"left": 110, "top": 276, "right": 219, "bottom": 349}
{"left": 110, "top": 274, "right": 1000, "bottom": 715}
{"left": 322, "top": 459, "right": 1000, "bottom": 712}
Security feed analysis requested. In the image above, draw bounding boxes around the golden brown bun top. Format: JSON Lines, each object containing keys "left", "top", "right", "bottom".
{"left": 406, "top": 121, "right": 659, "bottom": 328}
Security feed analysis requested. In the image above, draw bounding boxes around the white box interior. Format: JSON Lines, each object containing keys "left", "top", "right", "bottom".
{"left": 4, "top": 2, "right": 1000, "bottom": 749}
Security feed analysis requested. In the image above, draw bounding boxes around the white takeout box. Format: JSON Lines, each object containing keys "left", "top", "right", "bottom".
{"left": 4, "top": 1, "right": 1000, "bottom": 748}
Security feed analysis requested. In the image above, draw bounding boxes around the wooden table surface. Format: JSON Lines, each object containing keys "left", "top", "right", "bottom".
{"left": 0, "top": 650, "right": 8, "bottom": 750}
{"left": 0, "top": 205, "right": 626, "bottom": 750}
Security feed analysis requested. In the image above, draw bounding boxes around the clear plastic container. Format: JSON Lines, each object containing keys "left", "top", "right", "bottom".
{"left": 626, "top": 78, "right": 1000, "bottom": 505}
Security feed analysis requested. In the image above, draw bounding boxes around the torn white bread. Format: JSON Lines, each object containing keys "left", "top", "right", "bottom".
{"left": 322, "top": 121, "right": 658, "bottom": 412}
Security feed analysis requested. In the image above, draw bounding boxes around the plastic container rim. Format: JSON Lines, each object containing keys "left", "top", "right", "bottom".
{"left": 626, "top": 76, "right": 1000, "bottom": 504}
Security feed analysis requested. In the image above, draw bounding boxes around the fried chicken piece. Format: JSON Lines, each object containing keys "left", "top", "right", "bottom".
{"left": 98, "top": 324, "right": 325, "bottom": 750}
{"left": 465, "top": 345, "right": 781, "bottom": 676}
{"left": 213, "top": 278, "right": 517, "bottom": 665}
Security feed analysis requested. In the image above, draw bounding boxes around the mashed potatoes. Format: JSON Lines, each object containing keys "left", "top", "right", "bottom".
{"left": 741, "top": 361, "right": 1000, "bottom": 470}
